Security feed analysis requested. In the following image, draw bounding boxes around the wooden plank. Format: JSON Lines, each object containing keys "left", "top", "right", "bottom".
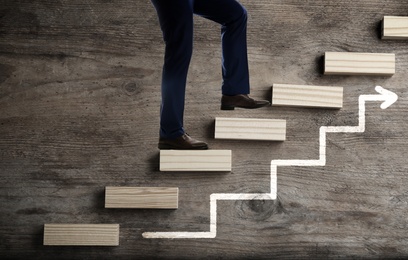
{"left": 105, "top": 187, "right": 178, "bottom": 209}
{"left": 160, "top": 150, "right": 231, "bottom": 172}
{"left": 382, "top": 16, "right": 408, "bottom": 39}
{"left": 215, "top": 117, "right": 286, "bottom": 141}
{"left": 43, "top": 224, "right": 119, "bottom": 246}
{"left": 271, "top": 83, "right": 343, "bottom": 109}
{"left": 324, "top": 52, "right": 395, "bottom": 76}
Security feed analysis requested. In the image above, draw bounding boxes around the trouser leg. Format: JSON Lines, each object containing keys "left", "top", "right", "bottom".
{"left": 151, "top": 0, "right": 250, "bottom": 139}
{"left": 193, "top": 0, "right": 250, "bottom": 95}
{"left": 151, "top": 0, "right": 193, "bottom": 139}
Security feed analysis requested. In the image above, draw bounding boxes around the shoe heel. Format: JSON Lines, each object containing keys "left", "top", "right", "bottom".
{"left": 221, "top": 105, "right": 235, "bottom": 110}
{"left": 158, "top": 144, "right": 173, "bottom": 150}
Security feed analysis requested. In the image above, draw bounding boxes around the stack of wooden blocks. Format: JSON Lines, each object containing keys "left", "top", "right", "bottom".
{"left": 43, "top": 15, "right": 403, "bottom": 246}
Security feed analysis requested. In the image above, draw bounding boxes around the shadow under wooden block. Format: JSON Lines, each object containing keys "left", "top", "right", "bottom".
{"left": 271, "top": 84, "right": 343, "bottom": 109}
{"left": 43, "top": 224, "right": 119, "bottom": 246}
{"left": 105, "top": 187, "right": 178, "bottom": 209}
{"left": 160, "top": 150, "right": 231, "bottom": 172}
{"left": 382, "top": 16, "right": 408, "bottom": 39}
{"left": 215, "top": 117, "right": 286, "bottom": 141}
{"left": 324, "top": 52, "right": 395, "bottom": 76}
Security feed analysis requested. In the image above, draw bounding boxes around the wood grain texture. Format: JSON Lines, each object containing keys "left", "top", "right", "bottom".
{"left": 105, "top": 187, "right": 178, "bottom": 209}
{"left": 215, "top": 117, "right": 286, "bottom": 141}
{"left": 324, "top": 52, "right": 395, "bottom": 76}
{"left": 1, "top": 0, "right": 408, "bottom": 259}
{"left": 43, "top": 224, "right": 119, "bottom": 246}
{"left": 272, "top": 83, "right": 343, "bottom": 109}
{"left": 160, "top": 150, "right": 231, "bottom": 172}
{"left": 382, "top": 16, "right": 408, "bottom": 39}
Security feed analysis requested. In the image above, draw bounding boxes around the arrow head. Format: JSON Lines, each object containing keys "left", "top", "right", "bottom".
{"left": 375, "top": 86, "right": 398, "bottom": 109}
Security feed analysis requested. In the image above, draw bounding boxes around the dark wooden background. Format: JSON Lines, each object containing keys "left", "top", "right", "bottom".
{"left": 1, "top": 0, "right": 408, "bottom": 259}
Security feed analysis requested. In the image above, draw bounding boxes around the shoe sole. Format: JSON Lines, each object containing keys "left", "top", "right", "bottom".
{"left": 220, "top": 105, "right": 235, "bottom": 110}
{"left": 158, "top": 144, "right": 209, "bottom": 150}
{"left": 221, "top": 104, "right": 270, "bottom": 110}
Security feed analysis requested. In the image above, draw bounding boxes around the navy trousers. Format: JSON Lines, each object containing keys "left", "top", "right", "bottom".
{"left": 151, "top": 0, "right": 250, "bottom": 139}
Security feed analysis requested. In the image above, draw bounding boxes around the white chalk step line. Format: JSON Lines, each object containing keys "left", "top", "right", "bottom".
{"left": 142, "top": 86, "right": 397, "bottom": 239}
{"left": 271, "top": 86, "right": 397, "bottom": 167}
{"left": 142, "top": 193, "right": 276, "bottom": 239}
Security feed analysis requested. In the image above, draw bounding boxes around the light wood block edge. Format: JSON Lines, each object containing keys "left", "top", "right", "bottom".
{"left": 160, "top": 150, "right": 232, "bottom": 172}
{"left": 214, "top": 117, "right": 286, "bottom": 141}
{"left": 382, "top": 16, "right": 408, "bottom": 40}
{"left": 43, "top": 224, "right": 119, "bottom": 246}
{"left": 105, "top": 187, "right": 179, "bottom": 209}
{"left": 271, "top": 83, "right": 343, "bottom": 109}
{"left": 324, "top": 52, "right": 395, "bottom": 76}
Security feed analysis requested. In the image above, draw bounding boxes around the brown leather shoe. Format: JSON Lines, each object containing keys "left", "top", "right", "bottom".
{"left": 158, "top": 133, "right": 208, "bottom": 150}
{"left": 221, "top": 94, "right": 270, "bottom": 110}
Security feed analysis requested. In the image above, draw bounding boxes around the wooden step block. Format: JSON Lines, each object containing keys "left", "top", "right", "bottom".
{"left": 382, "top": 16, "right": 408, "bottom": 39}
{"left": 272, "top": 83, "right": 343, "bottom": 109}
{"left": 215, "top": 117, "right": 286, "bottom": 141}
{"left": 105, "top": 187, "right": 178, "bottom": 209}
{"left": 324, "top": 52, "right": 395, "bottom": 76}
{"left": 43, "top": 224, "right": 119, "bottom": 246}
{"left": 160, "top": 150, "right": 231, "bottom": 172}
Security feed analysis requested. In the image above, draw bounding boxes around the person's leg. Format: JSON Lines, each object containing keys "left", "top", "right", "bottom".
{"left": 151, "top": 0, "right": 208, "bottom": 149}
{"left": 193, "top": 0, "right": 250, "bottom": 95}
{"left": 151, "top": 0, "right": 193, "bottom": 139}
{"left": 193, "top": 0, "right": 270, "bottom": 110}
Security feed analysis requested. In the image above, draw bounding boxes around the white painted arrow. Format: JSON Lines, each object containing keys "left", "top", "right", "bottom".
{"left": 376, "top": 86, "right": 398, "bottom": 109}
{"left": 142, "top": 86, "right": 398, "bottom": 239}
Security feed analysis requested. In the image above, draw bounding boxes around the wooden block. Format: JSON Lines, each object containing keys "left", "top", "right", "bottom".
{"left": 215, "top": 117, "right": 286, "bottom": 141}
{"left": 43, "top": 224, "right": 119, "bottom": 246}
{"left": 324, "top": 52, "right": 395, "bottom": 76}
{"left": 105, "top": 187, "right": 178, "bottom": 209}
{"left": 272, "top": 83, "right": 343, "bottom": 109}
{"left": 382, "top": 16, "right": 408, "bottom": 39}
{"left": 160, "top": 150, "right": 231, "bottom": 172}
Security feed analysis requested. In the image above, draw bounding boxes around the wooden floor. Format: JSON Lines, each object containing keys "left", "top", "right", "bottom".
{"left": 1, "top": 0, "right": 408, "bottom": 258}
